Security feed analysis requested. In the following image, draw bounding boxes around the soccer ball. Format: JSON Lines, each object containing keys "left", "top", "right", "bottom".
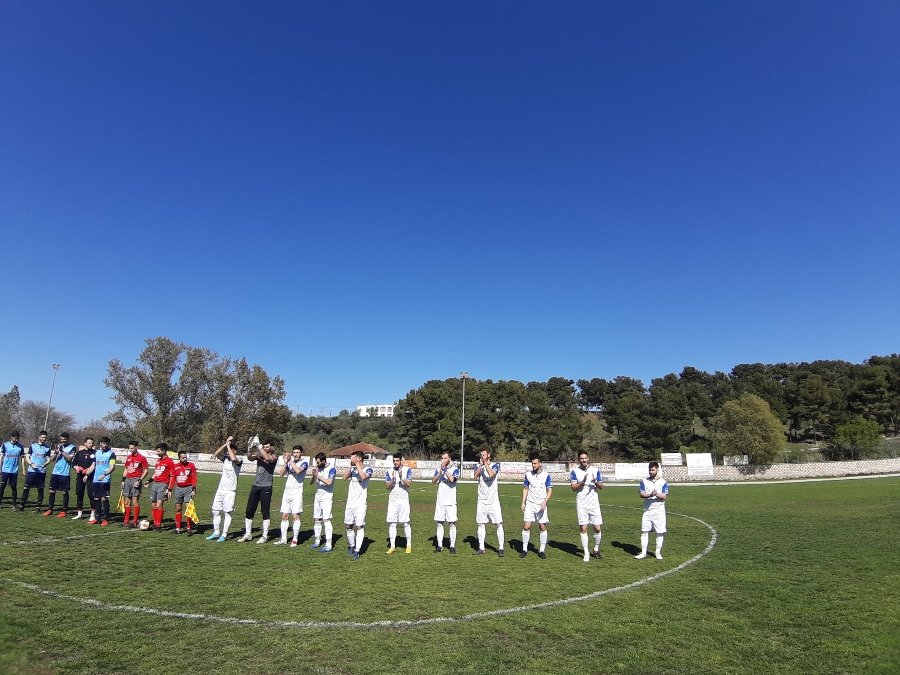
{"left": 138, "top": 519, "right": 151, "bottom": 530}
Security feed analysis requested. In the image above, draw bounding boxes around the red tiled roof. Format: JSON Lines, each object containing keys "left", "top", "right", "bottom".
{"left": 330, "top": 442, "right": 388, "bottom": 457}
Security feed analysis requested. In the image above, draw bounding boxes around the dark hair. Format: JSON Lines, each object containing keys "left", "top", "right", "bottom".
{"left": 39, "top": 430, "right": 48, "bottom": 436}
{"left": 578, "top": 450, "right": 589, "bottom": 458}
{"left": 178, "top": 450, "right": 188, "bottom": 457}
{"left": 440, "top": 451, "right": 454, "bottom": 461}
{"left": 529, "top": 454, "right": 543, "bottom": 463}
{"left": 156, "top": 443, "right": 169, "bottom": 452}
{"left": 314, "top": 452, "right": 327, "bottom": 462}
{"left": 129, "top": 440, "right": 139, "bottom": 447}
{"left": 100, "top": 436, "right": 111, "bottom": 444}
{"left": 59, "top": 432, "right": 70, "bottom": 439}
{"left": 649, "top": 461, "right": 660, "bottom": 470}
{"left": 84, "top": 436, "right": 94, "bottom": 443}
{"left": 292, "top": 444, "right": 304, "bottom": 452}
{"left": 351, "top": 450, "right": 364, "bottom": 460}
{"left": 394, "top": 452, "right": 403, "bottom": 461}
{"left": 10, "top": 430, "right": 20, "bottom": 437}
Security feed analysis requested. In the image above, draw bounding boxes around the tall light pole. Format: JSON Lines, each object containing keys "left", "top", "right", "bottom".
{"left": 460, "top": 371, "right": 470, "bottom": 471}
{"left": 44, "top": 363, "right": 61, "bottom": 432}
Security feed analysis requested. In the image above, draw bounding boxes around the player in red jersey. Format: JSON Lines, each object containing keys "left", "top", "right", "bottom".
{"left": 171, "top": 450, "right": 198, "bottom": 536}
{"left": 121, "top": 442, "right": 149, "bottom": 528}
{"left": 144, "top": 443, "right": 176, "bottom": 530}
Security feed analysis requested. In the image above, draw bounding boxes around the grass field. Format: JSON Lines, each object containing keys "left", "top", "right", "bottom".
{"left": 0, "top": 473, "right": 898, "bottom": 674}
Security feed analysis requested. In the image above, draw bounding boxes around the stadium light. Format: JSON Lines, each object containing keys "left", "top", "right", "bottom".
{"left": 44, "top": 363, "right": 61, "bottom": 432}
{"left": 460, "top": 372, "right": 470, "bottom": 471}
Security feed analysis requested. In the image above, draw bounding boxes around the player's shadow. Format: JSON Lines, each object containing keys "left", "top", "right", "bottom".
{"left": 611, "top": 540, "right": 640, "bottom": 556}
{"left": 546, "top": 539, "right": 580, "bottom": 557}
{"left": 462, "top": 535, "right": 504, "bottom": 554}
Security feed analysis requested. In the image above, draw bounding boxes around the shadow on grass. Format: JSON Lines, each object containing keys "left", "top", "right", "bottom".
{"left": 462, "top": 534, "right": 508, "bottom": 554}
{"left": 611, "top": 539, "right": 640, "bottom": 556}
{"left": 546, "top": 539, "right": 581, "bottom": 557}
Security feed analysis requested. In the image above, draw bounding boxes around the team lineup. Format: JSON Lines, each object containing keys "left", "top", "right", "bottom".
{"left": 0, "top": 430, "right": 669, "bottom": 561}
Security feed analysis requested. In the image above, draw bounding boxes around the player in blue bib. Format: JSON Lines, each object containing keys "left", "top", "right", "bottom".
{"left": 21, "top": 430, "right": 51, "bottom": 511}
{"left": 0, "top": 430, "right": 25, "bottom": 509}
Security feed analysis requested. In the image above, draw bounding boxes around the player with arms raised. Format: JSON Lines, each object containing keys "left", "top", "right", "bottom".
{"left": 570, "top": 450, "right": 604, "bottom": 562}
{"left": 206, "top": 436, "right": 242, "bottom": 542}
{"left": 635, "top": 461, "right": 669, "bottom": 560}
{"left": 384, "top": 453, "right": 413, "bottom": 554}
{"left": 276, "top": 445, "right": 308, "bottom": 547}
{"left": 474, "top": 448, "right": 505, "bottom": 556}
{"left": 342, "top": 450, "right": 373, "bottom": 560}
{"left": 309, "top": 452, "right": 336, "bottom": 552}
{"left": 431, "top": 451, "right": 459, "bottom": 554}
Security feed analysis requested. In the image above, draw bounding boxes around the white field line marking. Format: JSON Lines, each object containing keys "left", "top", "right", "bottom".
{"left": 0, "top": 507, "right": 717, "bottom": 630}
{"left": 0, "top": 529, "right": 136, "bottom": 546}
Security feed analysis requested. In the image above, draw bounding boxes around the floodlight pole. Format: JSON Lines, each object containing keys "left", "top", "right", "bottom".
{"left": 460, "top": 372, "right": 469, "bottom": 472}
{"left": 44, "top": 364, "right": 61, "bottom": 432}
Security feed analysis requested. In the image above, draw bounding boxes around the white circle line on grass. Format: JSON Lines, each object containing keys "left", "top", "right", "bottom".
{"left": 0, "top": 508, "right": 717, "bottom": 630}
{"left": 0, "top": 529, "right": 136, "bottom": 546}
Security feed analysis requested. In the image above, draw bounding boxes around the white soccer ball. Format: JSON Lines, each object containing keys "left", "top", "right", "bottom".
{"left": 138, "top": 519, "right": 151, "bottom": 530}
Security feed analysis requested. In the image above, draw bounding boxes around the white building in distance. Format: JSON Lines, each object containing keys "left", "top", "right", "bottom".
{"left": 356, "top": 404, "right": 396, "bottom": 417}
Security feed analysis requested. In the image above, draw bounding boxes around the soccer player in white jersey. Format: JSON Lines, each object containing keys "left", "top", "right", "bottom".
{"left": 635, "top": 461, "right": 669, "bottom": 560}
{"left": 520, "top": 454, "right": 552, "bottom": 559}
{"left": 206, "top": 436, "right": 242, "bottom": 543}
{"left": 276, "top": 445, "right": 308, "bottom": 547}
{"left": 384, "top": 453, "right": 413, "bottom": 554}
{"left": 342, "top": 450, "right": 373, "bottom": 560}
{"left": 432, "top": 451, "right": 459, "bottom": 554}
{"left": 474, "top": 448, "right": 505, "bottom": 556}
{"left": 309, "top": 452, "right": 336, "bottom": 552}
{"left": 570, "top": 450, "right": 604, "bottom": 563}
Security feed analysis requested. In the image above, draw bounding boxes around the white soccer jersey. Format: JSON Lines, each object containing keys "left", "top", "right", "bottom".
{"left": 217, "top": 455, "right": 242, "bottom": 492}
{"left": 570, "top": 466, "right": 602, "bottom": 508}
{"left": 475, "top": 462, "right": 501, "bottom": 504}
{"left": 284, "top": 458, "right": 309, "bottom": 493}
{"left": 313, "top": 464, "right": 336, "bottom": 495}
{"left": 639, "top": 476, "right": 669, "bottom": 513}
{"left": 434, "top": 465, "right": 459, "bottom": 508}
{"left": 346, "top": 466, "right": 373, "bottom": 508}
{"left": 386, "top": 466, "right": 412, "bottom": 503}
{"left": 523, "top": 469, "right": 552, "bottom": 506}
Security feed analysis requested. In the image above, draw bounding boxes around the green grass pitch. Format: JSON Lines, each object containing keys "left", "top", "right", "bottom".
{"left": 0, "top": 474, "right": 897, "bottom": 674}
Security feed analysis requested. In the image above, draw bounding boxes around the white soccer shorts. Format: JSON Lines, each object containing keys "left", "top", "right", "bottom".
{"left": 280, "top": 489, "right": 303, "bottom": 515}
{"left": 313, "top": 494, "right": 333, "bottom": 520}
{"left": 212, "top": 489, "right": 236, "bottom": 513}
{"left": 386, "top": 500, "right": 410, "bottom": 524}
{"left": 344, "top": 504, "right": 367, "bottom": 527}
{"left": 576, "top": 503, "right": 603, "bottom": 527}
{"left": 475, "top": 501, "right": 503, "bottom": 525}
{"left": 523, "top": 504, "right": 549, "bottom": 524}
{"left": 641, "top": 509, "right": 667, "bottom": 534}
{"left": 434, "top": 503, "right": 458, "bottom": 523}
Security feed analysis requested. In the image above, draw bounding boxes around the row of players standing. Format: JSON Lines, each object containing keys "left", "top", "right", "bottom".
{"left": 199, "top": 437, "right": 670, "bottom": 561}
{"left": 1, "top": 430, "right": 670, "bottom": 560}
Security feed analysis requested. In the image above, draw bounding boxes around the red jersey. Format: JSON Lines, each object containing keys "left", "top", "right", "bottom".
{"left": 124, "top": 452, "right": 149, "bottom": 479}
{"left": 151, "top": 456, "right": 177, "bottom": 486}
{"left": 172, "top": 461, "right": 197, "bottom": 488}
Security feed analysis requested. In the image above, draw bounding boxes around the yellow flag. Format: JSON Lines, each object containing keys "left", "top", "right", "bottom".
{"left": 185, "top": 499, "right": 200, "bottom": 524}
{"left": 117, "top": 492, "right": 126, "bottom": 513}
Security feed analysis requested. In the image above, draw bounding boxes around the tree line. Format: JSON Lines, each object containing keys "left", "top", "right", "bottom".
{"left": 2, "top": 338, "right": 896, "bottom": 464}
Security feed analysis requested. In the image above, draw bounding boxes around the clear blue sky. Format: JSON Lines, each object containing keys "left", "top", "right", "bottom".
{"left": 2, "top": 1, "right": 898, "bottom": 424}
